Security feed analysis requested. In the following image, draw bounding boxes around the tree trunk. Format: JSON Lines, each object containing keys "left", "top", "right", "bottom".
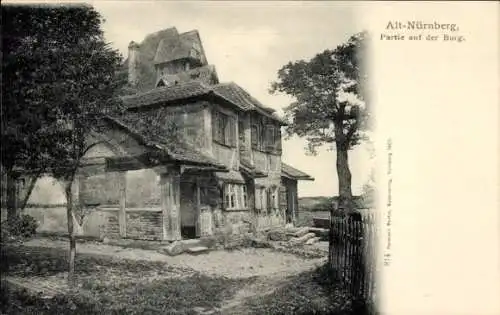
{"left": 18, "top": 172, "right": 42, "bottom": 211}
{"left": 64, "top": 181, "right": 76, "bottom": 287}
{"left": 6, "top": 171, "right": 18, "bottom": 224}
{"left": 329, "top": 139, "right": 353, "bottom": 269}
{"left": 335, "top": 140, "right": 353, "bottom": 210}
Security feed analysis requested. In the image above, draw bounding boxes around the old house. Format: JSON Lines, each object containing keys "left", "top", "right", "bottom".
{"left": 11, "top": 27, "right": 314, "bottom": 241}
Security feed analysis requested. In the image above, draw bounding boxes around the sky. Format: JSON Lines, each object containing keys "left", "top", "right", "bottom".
{"left": 7, "top": 0, "right": 373, "bottom": 197}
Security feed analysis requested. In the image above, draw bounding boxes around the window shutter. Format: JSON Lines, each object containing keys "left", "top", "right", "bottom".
{"left": 251, "top": 125, "right": 258, "bottom": 149}
{"left": 212, "top": 111, "right": 219, "bottom": 142}
{"left": 279, "top": 186, "right": 287, "bottom": 210}
{"left": 255, "top": 188, "right": 261, "bottom": 210}
{"left": 276, "top": 127, "right": 282, "bottom": 151}
{"left": 207, "top": 186, "right": 219, "bottom": 206}
{"left": 222, "top": 114, "right": 227, "bottom": 144}
{"left": 238, "top": 120, "right": 245, "bottom": 150}
{"left": 265, "top": 125, "right": 274, "bottom": 150}
{"left": 266, "top": 188, "right": 272, "bottom": 214}
{"left": 230, "top": 117, "right": 237, "bottom": 147}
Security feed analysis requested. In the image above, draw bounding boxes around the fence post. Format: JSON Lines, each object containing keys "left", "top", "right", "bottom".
{"left": 350, "top": 211, "right": 368, "bottom": 314}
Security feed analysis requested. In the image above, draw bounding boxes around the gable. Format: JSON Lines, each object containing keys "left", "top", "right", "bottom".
{"left": 128, "top": 28, "right": 210, "bottom": 92}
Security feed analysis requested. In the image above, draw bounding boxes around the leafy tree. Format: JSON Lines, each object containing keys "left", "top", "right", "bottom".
{"left": 270, "top": 31, "right": 369, "bottom": 211}
{"left": 2, "top": 4, "right": 126, "bottom": 285}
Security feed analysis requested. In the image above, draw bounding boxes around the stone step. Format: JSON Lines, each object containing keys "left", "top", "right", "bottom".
{"left": 180, "top": 239, "right": 204, "bottom": 249}
{"left": 305, "top": 237, "right": 321, "bottom": 245}
{"left": 289, "top": 232, "right": 316, "bottom": 244}
{"left": 186, "top": 246, "right": 209, "bottom": 255}
{"left": 180, "top": 238, "right": 217, "bottom": 250}
{"left": 286, "top": 227, "right": 310, "bottom": 238}
{"left": 308, "top": 227, "right": 329, "bottom": 239}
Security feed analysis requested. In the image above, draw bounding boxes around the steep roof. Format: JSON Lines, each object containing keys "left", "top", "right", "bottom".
{"left": 239, "top": 159, "right": 267, "bottom": 178}
{"left": 121, "top": 81, "right": 286, "bottom": 125}
{"left": 156, "top": 64, "right": 218, "bottom": 87}
{"left": 121, "top": 81, "right": 211, "bottom": 108}
{"left": 124, "top": 27, "right": 285, "bottom": 124}
{"left": 126, "top": 28, "right": 209, "bottom": 92}
{"left": 154, "top": 29, "right": 207, "bottom": 65}
{"left": 281, "top": 163, "right": 314, "bottom": 181}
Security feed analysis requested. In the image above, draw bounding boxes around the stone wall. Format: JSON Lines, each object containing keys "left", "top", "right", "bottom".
{"left": 224, "top": 210, "right": 252, "bottom": 234}
{"left": 100, "top": 210, "right": 120, "bottom": 238}
{"left": 125, "top": 210, "right": 163, "bottom": 240}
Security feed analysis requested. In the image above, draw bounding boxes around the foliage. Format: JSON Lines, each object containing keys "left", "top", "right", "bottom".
{"left": 270, "top": 31, "right": 368, "bottom": 155}
{"left": 360, "top": 179, "right": 375, "bottom": 208}
{"left": 1, "top": 4, "right": 126, "bottom": 180}
{"left": 271, "top": 30, "right": 369, "bottom": 212}
{"left": 2, "top": 3, "right": 128, "bottom": 285}
{"left": 1, "top": 214, "right": 38, "bottom": 241}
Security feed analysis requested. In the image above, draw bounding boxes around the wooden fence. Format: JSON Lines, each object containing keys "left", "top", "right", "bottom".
{"left": 329, "top": 209, "right": 378, "bottom": 313}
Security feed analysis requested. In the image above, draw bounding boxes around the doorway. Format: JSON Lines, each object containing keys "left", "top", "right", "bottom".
{"left": 180, "top": 181, "right": 199, "bottom": 239}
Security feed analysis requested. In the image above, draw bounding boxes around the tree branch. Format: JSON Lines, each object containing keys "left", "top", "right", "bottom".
{"left": 18, "top": 169, "right": 42, "bottom": 210}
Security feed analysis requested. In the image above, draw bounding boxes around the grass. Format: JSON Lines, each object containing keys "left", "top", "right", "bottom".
{"left": 242, "top": 264, "right": 353, "bottom": 315}
{"left": 0, "top": 246, "right": 254, "bottom": 314}
{"left": 0, "top": 243, "right": 360, "bottom": 314}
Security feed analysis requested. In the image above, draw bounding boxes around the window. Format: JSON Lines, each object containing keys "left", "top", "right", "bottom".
{"left": 265, "top": 125, "right": 275, "bottom": 149}
{"left": 223, "top": 183, "right": 248, "bottom": 210}
{"left": 213, "top": 111, "right": 236, "bottom": 147}
{"left": 250, "top": 116, "right": 281, "bottom": 152}
{"left": 192, "top": 42, "right": 201, "bottom": 55}
{"left": 190, "top": 48, "right": 201, "bottom": 59}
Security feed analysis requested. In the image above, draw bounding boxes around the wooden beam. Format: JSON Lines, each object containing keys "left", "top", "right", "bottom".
{"left": 161, "top": 168, "right": 182, "bottom": 241}
{"left": 161, "top": 174, "right": 170, "bottom": 241}
{"left": 118, "top": 172, "right": 127, "bottom": 237}
{"left": 195, "top": 179, "right": 201, "bottom": 237}
{"left": 171, "top": 173, "right": 181, "bottom": 240}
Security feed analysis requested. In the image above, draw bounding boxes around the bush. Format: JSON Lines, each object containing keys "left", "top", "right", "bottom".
{"left": 1, "top": 214, "right": 38, "bottom": 240}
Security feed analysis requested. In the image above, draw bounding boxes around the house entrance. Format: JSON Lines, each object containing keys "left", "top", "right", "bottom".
{"left": 180, "top": 181, "right": 199, "bottom": 239}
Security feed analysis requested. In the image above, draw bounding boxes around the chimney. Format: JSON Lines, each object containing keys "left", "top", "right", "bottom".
{"left": 127, "top": 41, "right": 140, "bottom": 86}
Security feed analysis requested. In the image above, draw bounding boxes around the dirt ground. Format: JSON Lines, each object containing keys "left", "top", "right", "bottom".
{"left": 3, "top": 237, "right": 336, "bottom": 314}
{"left": 21, "top": 237, "right": 327, "bottom": 279}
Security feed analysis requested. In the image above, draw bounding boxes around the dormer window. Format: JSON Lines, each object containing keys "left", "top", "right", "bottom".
{"left": 190, "top": 49, "right": 200, "bottom": 59}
